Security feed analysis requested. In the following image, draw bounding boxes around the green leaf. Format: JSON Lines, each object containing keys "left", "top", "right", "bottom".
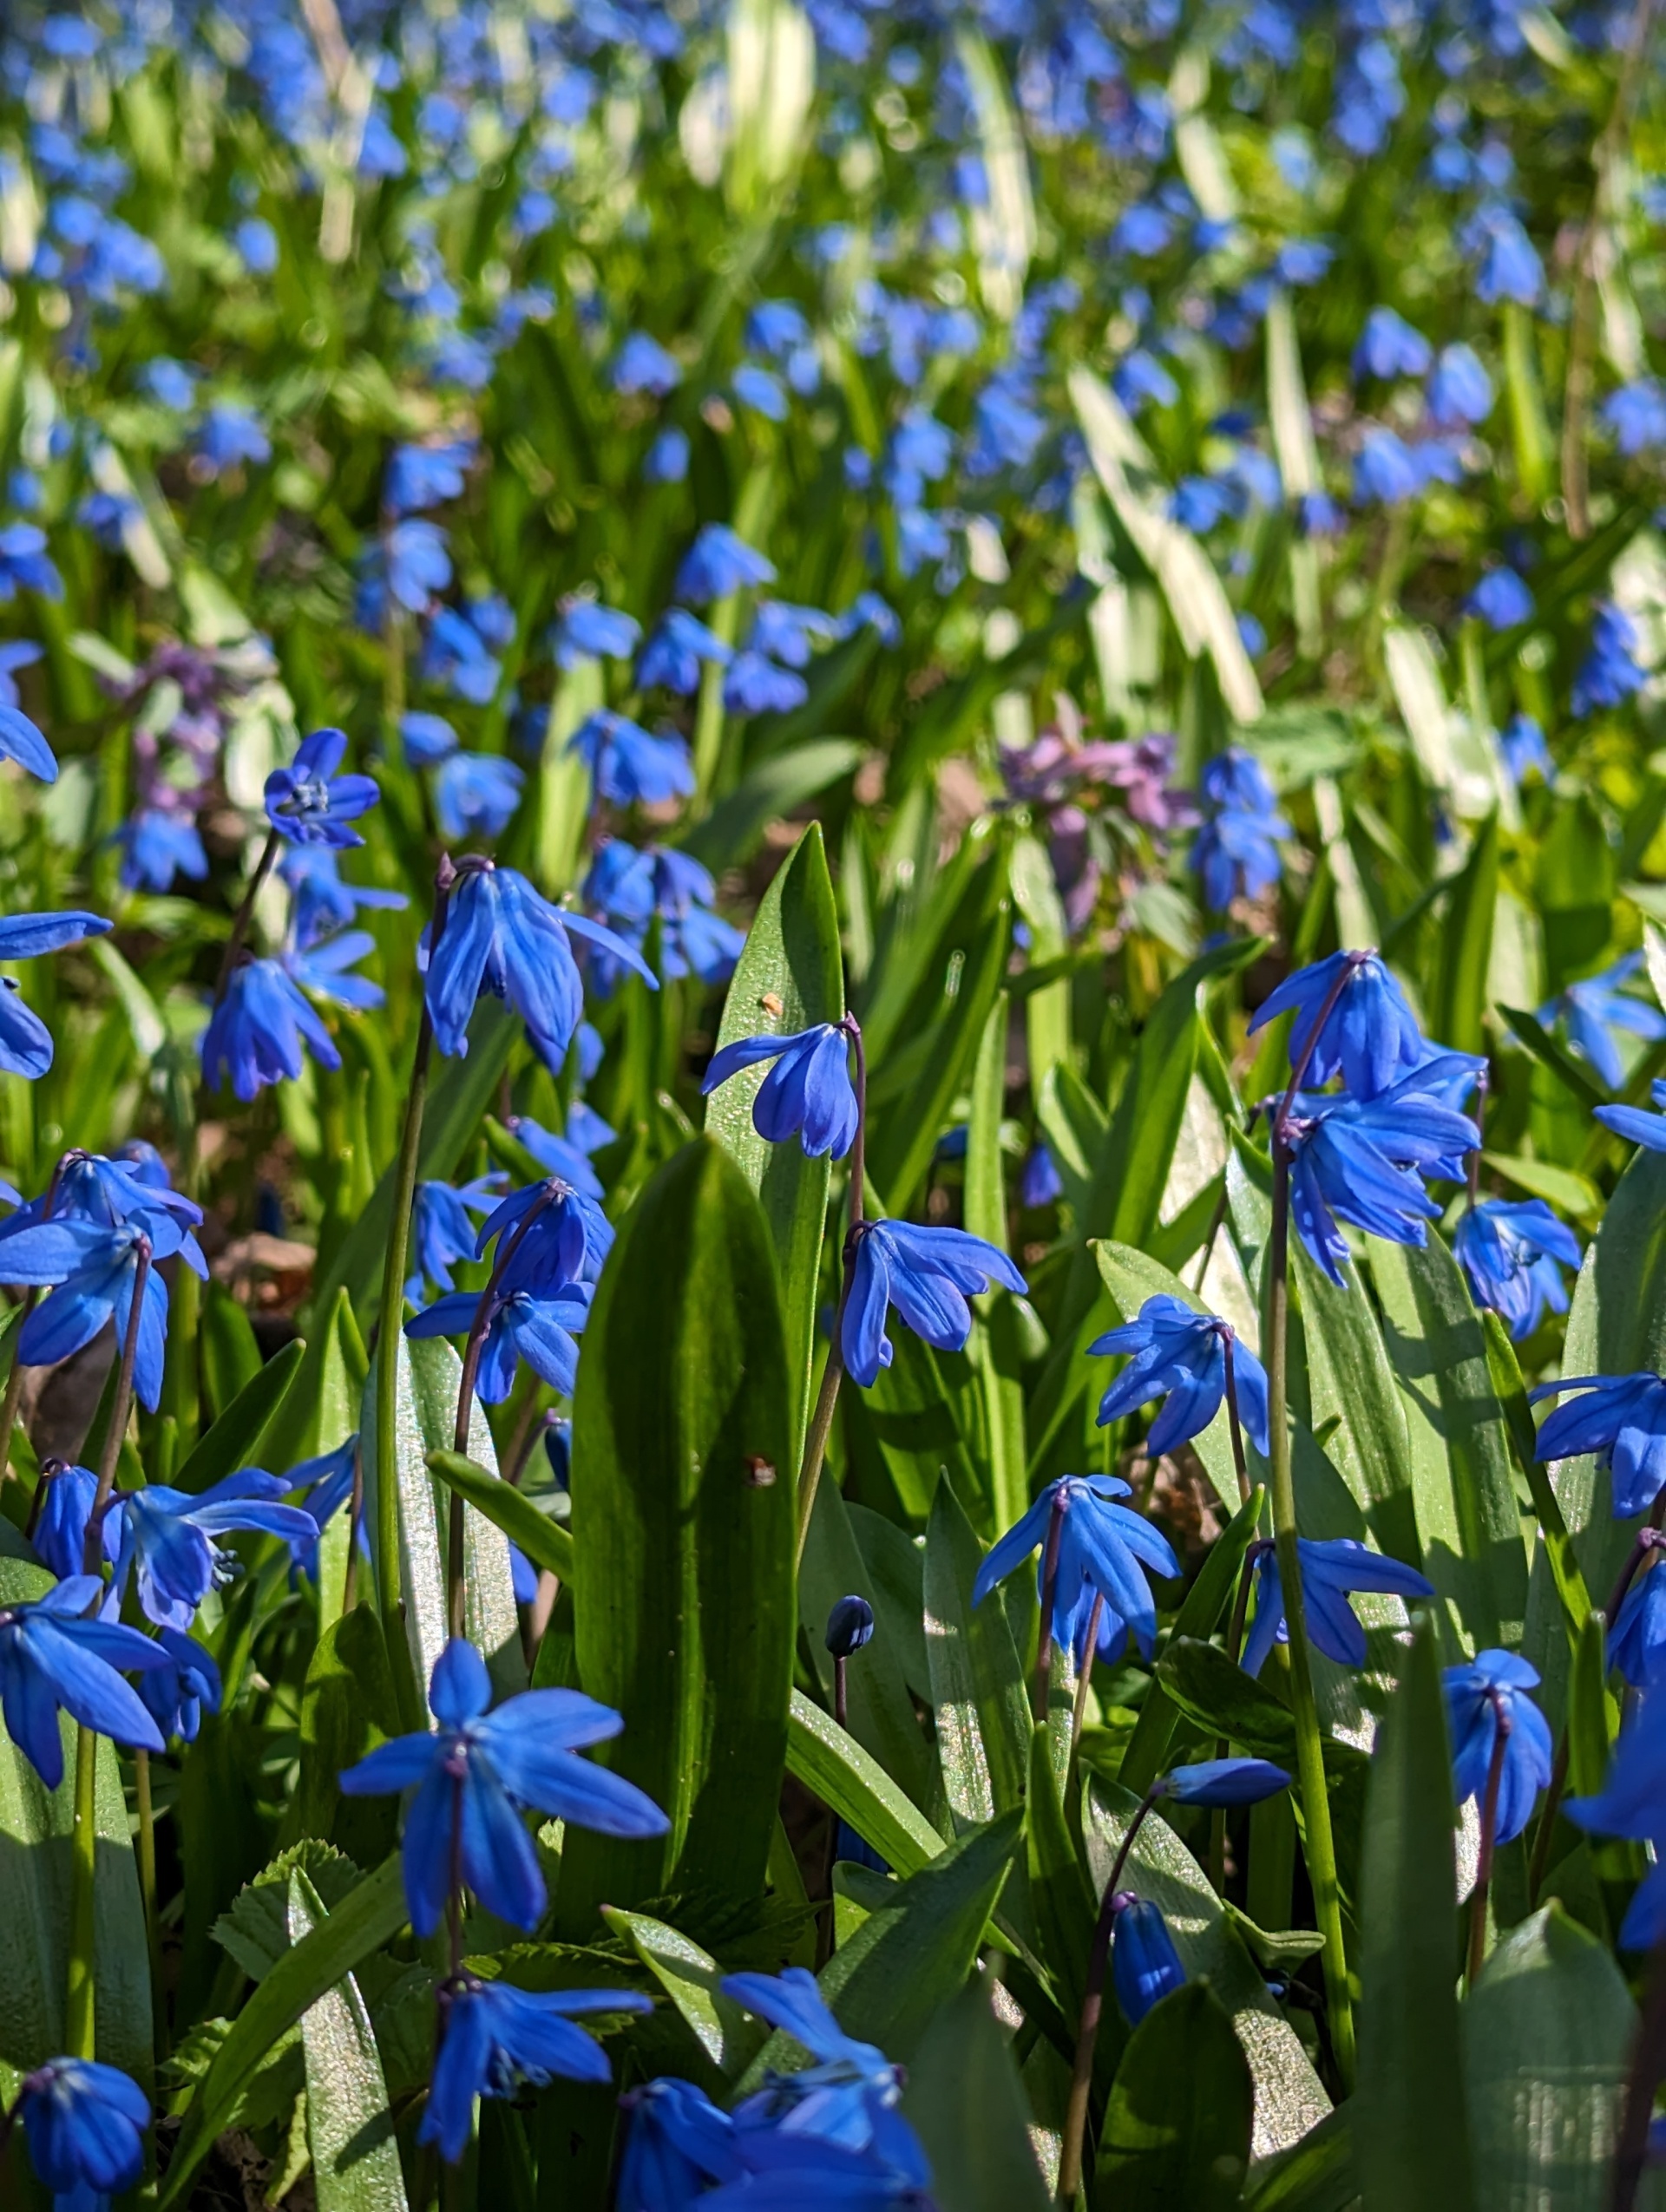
{"left": 1499, "top": 1005, "right": 1609, "bottom": 1110}
{"left": 0, "top": 1567, "right": 151, "bottom": 2105}
{"left": 1354, "top": 1611, "right": 1474, "bottom": 2212}
{"left": 213, "top": 1841, "right": 364, "bottom": 1982}
{"left": 965, "top": 991, "right": 1026, "bottom": 1531}
{"left": 1096, "top": 1980, "right": 1253, "bottom": 2212}
{"left": 172, "top": 1335, "right": 306, "bottom": 1495}
{"left": 705, "top": 823, "right": 843, "bottom": 1458}
{"left": 602, "top": 1908, "right": 766, "bottom": 2078}
{"left": 680, "top": 740, "right": 863, "bottom": 871}
{"left": 1153, "top": 1639, "right": 1368, "bottom": 1788}
{"left": 291, "top": 1607, "right": 402, "bottom": 1867}
{"left": 1294, "top": 1240, "right": 1423, "bottom": 1569}
{"left": 900, "top": 1976, "right": 1050, "bottom": 2212}
{"left": 1370, "top": 1232, "right": 1530, "bottom": 1656}
{"left": 1480, "top": 1152, "right": 1603, "bottom": 1225}
{"left": 427, "top": 1449, "right": 576, "bottom": 1585}
{"left": 1242, "top": 2105, "right": 1356, "bottom": 2212}
{"left": 845, "top": 1325, "right": 986, "bottom": 1526}
{"left": 1082, "top": 1779, "right": 1329, "bottom": 2158}
{"left": 358, "top": 1330, "right": 523, "bottom": 1705}
{"left": 1482, "top": 1311, "right": 1591, "bottom": 1650}
{"left": 1424, "top": 811, "right": 1499, "bottom": 1057}
{"left": 1026, "top": 1719, "right": 1096, "bottom": 2029}
{"left": 202, "top": 1281, "right": 262, "bottom": 1418}
{"left": 561, "top": 1139, "right": 794, "bottom": 1921}
{"left": 1464, "top": 1906, "right": 1636, "bottom": 2212}
{"left": 288, "top": 1868, "right": 410, "bottom": 2212}
{"left": 156, "top": 1853, "right": 410, "bottom": 2209}
{"left": 784, "top": 1688, "right": 945, "bottom": 1878}
{"left": 923, "top": 1477, "right": 1030, "bottom": 1826}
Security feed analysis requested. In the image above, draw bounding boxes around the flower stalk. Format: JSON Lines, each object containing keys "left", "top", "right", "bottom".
{"left": 792, "top": 1017, "right": 865, "bottom": 1566}
{"left": 1057, "top": 1785, "right": 1164, "bottom": 2204}
{"left": 1466, "top": 1686, "right": 1512, "bottom": 1986}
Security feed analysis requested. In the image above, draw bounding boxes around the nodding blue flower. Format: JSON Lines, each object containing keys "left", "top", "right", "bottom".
{"left": 136, "top": 1626, "right": 222, "bottom": 1744}
{"left": 3, "top": 1149, "right": 204, "bottom": 1253}
{"left": 1112, "top": 1896, "right": 1187, "bottom": 2025}
{"left": 1443, "top": 1650, "right": 1553, "bottom": 1846}
{"left": 974, "top": 1475, "right": 1179, "bottom": 1664}
{"left": 825, "top": 1595, "right": 876, "bottom": 1659}
{"left": 410, "top": 1174, "right": 508, "bottom": 1303}
{"left": 1250, "top": 948, "right": 1423, "bottom": 1098}
{"left": 843, "top": 1221, "right": 1027, "bottom": 1390}
{"left": 0, "top": 910, "right": 113, "bottom": 1077}
{"left": 33, "top": 1462, "right": 104, "bottom": 1581}
{"left": 554, "top": 602, "right": 641, "bottom": 671}
{"left": 618, "top": 2078, "right": 741, "bottom": 2211}
{"left": 734, "top": 363, "right": 789, "bottom": 421}
{"left": 612, "top": 331, "right": 683, "bottom": 396}
{"left": 423, "top": 862, "right": 655, "bottom": 1074}
{"left": 1114, "top": 347, "right": 1179, "bottom": 411}
{"left": 675, "top": 524, "right": 777, "bottom": 604}
{"left": 1471, "top": 205, "right": 1544, "bottom": 306}
{"left": 1500, "top": 713, "right": 1553, "bottom": 786}
{"left": 1428, "top": 344, "right": 1493, "bottom": 428}
{"left": 4, "top": 1208, "right": 203, "bottom": 1413}
{"left": 836, "top": 591, "right": 901, "bottom": 647}
{"left": 138, "top": 357, "right": 198, "bottom": 412}
{"left": 0, "top": 691, "right": 55, "bottom": 787}
{"left": 382, "top": 520, "right": 453, "bottom": 614}
{"left": 284, "top": 926, "right": 384, "bottom": 1013}
{"left": 0, "top": 524, "right": 62, "bottom": 604}
{"left": 1279, "top": 1066, "right": 1479, "bottom": 1286}
{"left": 1598, "top": 1077, "right": 1666, "bottom": 1154}
{"left": 286, "top": 1436, "right": 366, "bottom": 1575}
{"left": 475, "top": 1178, "right": 613, "bottom": 1293}
{"left": 636, "top": 608, "right": 733, "bottom": 697}
{"left": 701, "top": 1023, "right": 859, "bottom": 1159}
{"left": 406, "top": 1280, "right": 593, "bottom": 1402}
{"left": 1566, "top": 1715, "right": 1666, "bottom": 1947}
{"left": 400, "top": 710, "right": 458, "bottom": 767}
{"left": 118, "top": 806, "right": 208, "bottom": 891}
{"left": 264, "top": 728, "right": 380, "bottom": 849}
{"left": 724, "top": 650, "right": 808, "bottom": 716}
{"left": 1090, "top": 1295, "right": 1271, "bottom": 1456}
{"left": 0, "top": 1576, "right": 167, "bottom": 1787}
{"left": 1604, "top": 380, "right": 1666, "bottom": 457}
{"left": 1353, "top": 429, "right": 1423, "bottom": 506}
{"left": 424, "top": 1974, "right": 652, "bottom": 2166}
{"left": 16, "top": 2058, "right": 150, "bottom": 2199}
{"left": 1296, "top": 489, "right": 1346, "bottom": 539}
{"left": 1171, "top": 475, "right": 1238, "bottom": 533}
{"left": 505, "top": 1117, "right": 603, "bottom": 1200}
{"left": 0, "top": 637, "right": 43, "bottom": 710}
{"left": 338, "top": 1637, "right": 669, "bottom": 1936}
{"left": 749, "top": 600, "right": 839, "bottom": 671}
{"left": 1453, "top": 1201, "right": 1580, "bottom": 1339}
{"left": 1609, "top": 1562, "right": 1666, "bottom": 1690}
{"left": 1020, "top": 1142, "right": 1062, "bottom": 1209}
{"left": 1466, "top": 567, "right": 1533, "bottom": 631}
{"left": 705, "top": 2110, "right": 935, "bottom": 2209}
{"left": 280, "top": 846, "right": 407, "bottom": 945}
{"left": 232, "top": 216, "right": 279, "bottom": 275}
{"left": 643, "top": 427, "right": 691, "bottom": 485}
{"left": 1531, "top": 1371, "right": 1666, "bottom": 1519}
{"left": 420, "top": 605, "right": 502, "bottom": 704}
{"left": 1193, "top": 747, "right": 1289, "bottom": 911}
{"left": 109, "top": 1469, "right": 318, "bottom": 1632}
{"left": 568, "top": 710, "right": 694, "bottom": 808}
{"left": 201, "top": 957, "right": 342, "bottom": 1102}
{"left": 1572, "top": 601, "right": 1648, "bottom": 717}
{"left": 194, "top": 402, "right": 271, "bottom": 476}
{"left": 79, "top": 489, "right": 141, "bottom": 553}
{"left": 1243, "top": 1538, "right": 1434, "bottom": 1677}
{"left": 723, "top": 1968, "right": 902, "bottom": 2146}
{"left": 1536, "top": 955, "right": 1666, "bottom": 1090}
{"left": 433, "top": 752, "right": 525, "bottom": 841}
{"left": 1161, "top": 1758, "right": 1290, "bottom": 1806}
{"left": 386, "top": 440, "right": 475, "bottom": 516}
{"left": 1352, "top": 306, "right": 1433, "bottom": 382}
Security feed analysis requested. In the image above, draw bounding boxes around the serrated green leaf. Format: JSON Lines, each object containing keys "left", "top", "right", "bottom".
{"left": 214, "top": 1841, "right": 364, "bottom": 1982}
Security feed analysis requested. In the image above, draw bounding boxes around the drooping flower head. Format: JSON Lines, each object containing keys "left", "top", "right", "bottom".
{"left": 1443, "top": 1649, "right": 1553, "bottom": 1846}
{"left": 0, "top": 1576, "right": 167, "bottom": 1787}
{"left": 423, "top": 1976, "right": 652, "bottom": 2165}
{"left": 0, "top": 911, "right": 114, "bottom": 1077}
{"left": 1280, "top": 1063, "right": 1480, "bottom": 1286}
{"left": 1537, "top": 955, "right": 1666, "bottom": 1090}
{"left": 722, "top": 1969, "right": 902, "bottom": 2148}
{"left": 1566, "top": 1715, "right": 1666, "bottom": 1948}
{"left": 1112, "top": 1896, "right": 1186, "bottom": 2025}
{"left": 702, "top": 1022, "right": 860, "bottom": 1160}
{"left": 108, "top": 1468, "right": 320, "bottom": 1631}
{"left": 406, "top": 1279, "right": 593, "bottom": 1403}
{"left": 1090, "top": 1294, "right": 1270, "bottom": 1455}
{"left": 1532, "top": 1372, "right": 1666, "bottom": 1520}
{"left": 1243, "top": 1537, "right": 1434, "bottom": 1676}
{"left": 974, "top": 1476, "right": 1180, "bottom": 1664}
{"left": 1453, "top": 1201, "right": 1580, "bottom": 1340}
{"left": 3, "top": 1206, "right": 206, "bottom": 1411}
{"left": 1250, "top": 948, "right": 1424, "bottom": 1100}
{"left": 15, "top": 2058, "right": 150, "bottom": 2200}
{"left": 201, "top": 957, "right": 343, "bottom": 1101}
{"left": 842, "top": 1221, "right": 1026, "bottom": 1389}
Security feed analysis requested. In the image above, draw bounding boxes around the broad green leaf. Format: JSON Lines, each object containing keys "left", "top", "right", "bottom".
{"left": 428, "top": 1450, "right": 576, "bottom": 1585}
{"left": 1500, "top": 1004, "right": 1609, "bottom": 1109}
{"left": 923, "top": 1477, "right": 1029, "bottom": 1826}
{"left": 1083, "top": 1779, "right": 1329, "bottom": 2157}
{"left": 202, "top": 1281, "right": 262, "bottom": 1418}
{"left": 283, "top": 1290, "right": 368, "bottom": 1627}
{"left": 156, "top": 1853, "right": 410, "bottom": 2209}
{"left": 964, "top": 989, "right": 1026, "bottom": 1524}
{"left": 0, "top": 1567, "right": 150, "bottom": 2104}
{"left": 561, "top": 1139, "right": 794, "bottom": 1921}
{"left": 1354, "top": 1613, "right": 1473, "bottom": 2212}
{"left": 1482, "top": 1311, "right": 1591, "bottom": 1651}
{"left": 1097, "top": 1980, "right": 1253, "bottom": 2211}
{"left": 1370, "top": 1233, "right": 1530, "bottom": 1658}
{"left": 288, "top": 1868, "right": 410, "bottom": 2212}
{"left": 784, "top": 1689, "right": 945, "bottom": 1878}
{"left": 705, "top": 823, "right": 842, "bottom": 1458}
{"left": 603, "top": 1908, "right": 766, "bottom": 2078}
{"left": 1480, "top": 1151, "right": 1603, "bottom": 1224}
{"left": 1035, "top": 1061, "right": 1108, "bottom": 1227}
{"left": 845, "top": 1328, "right": 986, "bottom": 1528}
{"left": 901, "top": 1976, "right": 1050, "bottom": 2212}
{"left": 1425, "top": 811, "right": 1499, "bottom": 1054}
{"left": 1153, "top": 1639, "right": 1369, "bottom": 1791}
{"left": 1464, "top": 1906, "right": 1636, "bottom": 2212}
{"left": 1295, "top": 1240, "right": 1422, "bottom": 1569}
{"left": 1026, "top": 1719, "right": 1095, "bottom": 2030}
{"left": 291, "top": 1606, "right": 401, "bottom": 1867}
{"left": 172, "top": 1335, "right": 306, "bottom": 1495}
{"left": 1243, "top": 2105, "right": 1356, "bottom": 2212}
{"left": 848, "top": 1502, "right": 929, "bottom": 1696}
{"left": 358, "top": 1330, "right": 523, "bottom": 1705}
{"left": 1011, "top": 831, "right": 1071, "bottom": 1092}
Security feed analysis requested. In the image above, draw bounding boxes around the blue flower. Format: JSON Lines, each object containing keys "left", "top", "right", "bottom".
{"left": 339, "top": 1637, "right": 668, "bottom": 1935}
{"left": 16, "top": 2058, "right": 149, "bottom": 2199}
{"left": 1090, "top": 1294, "right": 1270, "bottom": 1455}
{"left": 1250, "top": 948, "right": 1424, "bottom": 1097}
{"left": 734, "top": 363, "right": 789, "bottom": 421}
{"left": 400, "top": 710, "right": 458, "bottom": 767}
{"left": 0, "top": 910, "right": 113, "bottom": 1077}
{"left": 1278, "top": 1067, "right": 1478, "bottom": 1286}
{"left": 0, "top": 684, "right": 56, "bottom": 782}
{"left": 1020, "top": 1142, "right": 1062, "bottom": 1208}
{"left": 825, "top": 1595, "right": 876, "bottom": 1658}
{"left": 843, "top": 1221, "right": 1026, "bottom": 1389}
{"left": 1466, "top": 567, "right": 1533, "bottom": 631}
{"left": 1243, "top": 1538, "right": 1434, "bottom": 1676}
{"left": 1162, "top": 1758, "right": 1289, "bottom": 1805}
{"left": 109, "top": 1469, "right": 318, "bottom": 1631}
{"left": 725, "top": 651, "right": 807, "bottom": 716}
{"left": 118, "top": 807, "right": 208, "bottom": 891}
{"left": 1192, "top": 749, "right": 1289, "bottom": 907}
{"left": 406, "top": 1281, "right": 592, "bottom": 1402}
{"left": 196, "top": 402, "right": 271, "bottom": 475}
{"left": 554, "top": 601, "right": 641, "bottom": 670}
{"left": 704, "top": 2114, "right": 934, "bottom": 2211}
{"left": 33, "top": 1462, "right": 104, "bottom": 1580}
{"left": 233, "top": 216, "right": 279, "bottom": 275}
{"left": 264, "top": 728, "right": 380, "bottom": 849}
{"left": 1603, "top": 380, "right": 1666, "bottom": 457}
{"left": 475, "top": 1179, "right": 613, "bottom": 1293}
{"left": 1596, "top": 1076, "right": 1666, "bottom": 1153}
{"left": 4, "top": 1210, "right": 203, "bottom": 1413}
{"left": 420, "top": 605, "right": 501, "bottom": 704}
{"left": 1500, "top": 713, "right": 1552, "bottom": 786}
{"left": 702, "top": 1024, "right": 859, "bottom": 1159}
{"left": 135, "top": 1626, "right": 222, "bottom": 1744}
{"left": 0, "top": 1576, "right": 166, "bottom": 1787}
{"left": 1537, "top": 955, "right": 1666, "bottom": 1090}
{"left": 1428, "top": 344, "right": 1493, "bottom": 428}
{"left": 0, "top": 524, "right": 62, "bottom": 603}
{"left": 502, "top": 1116, "right": 602, "bottom": 1200}
{"left": 137, "top": 357, "right": 197, "bottom": 411}
{"left": 1566, "top": 1716, "right": 1666, "bottom": 1947}
{"left": 386, "top": 441, "right": 475, "bottom": 516}
{"left": 974, "top": 1475, "right": 1179, "bottom": 1664}
{"left": 613, "top": 331, "right": 682, "bottom": 396}
{"left": 433, "top": 753, "right": 525, "bottom": 841}
{"left": 409, "top": 1175, "right": 505, "bottom": 1300}
{"left": 568, "top": 710, "right": 693, "bottom": 807}
{"left": 1443, "top": 1650, "right": 1553, "bottom": 1846}
{"left": 722, "top": 1969, "right": 902, "bottom": 2147}
{"left": 202, "top": 958, "right": 342, "bottom": 1101}
{"left": 1352, "top": 306, "right": 1432, "bottom": 381}
{"left": 1609, "top": 1563, "right": 1666, "bottom": 1690}
{"left": 644, "top": 428, "right": 690, "bottom": 484}
{"left": 750, "top": 601, "right": 839, "bottom": 671}
{"left": 1453, "top": 1201, "right": 1580, "bottom": 1339}
{"left": 1572, "top": 601, "right": 1648, "bottom": 717}
{"left": 423, "top": 863, "right": 654, "bottom": 1074}
{"left": 1112, "top": 1897, "right": 1186, "bottom": 2025}
{"left": 1532, "top": 1372, "right": 1666, "bottom": 1519}
{"left": 1472, "top": 206, "right": 1544, "bottom": 306}
{"left": 384, "top": 520, "right": 453, "bottom": 613}
{"left": 424, "top": 1974, "right": 651, "bottom": 2166}
{"left": 618, "top": 2078, "right": 740, "bottom": 2211}
{"left": 1353, "top": 429, "right": 1423, "bottom": 505}
{"left": 280, "top": 847, "right": 407, "bottom": 943}
{"left": 675, "top": 525, "right": 777, "bottom": 603}
{"left": 637, "top": 608, "right": 732, "bottom": 696}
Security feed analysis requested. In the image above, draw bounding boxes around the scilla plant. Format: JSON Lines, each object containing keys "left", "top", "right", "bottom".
{"left": 5, "top": 0, "right": 1666, "bottom": 2209}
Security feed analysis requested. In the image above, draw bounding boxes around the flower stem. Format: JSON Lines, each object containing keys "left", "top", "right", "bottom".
{"left": 792, "top": 1019, "right": 866, "bottom": 1568}
{"left": 0, "top": 1288, "right": 37, "bottom": 1499}
{"left": 1526, "top": 1731, "right": 1570, "bottom": 1907}
{"left": 212, "top": 826, "right": 281, "bottom": 1004}
{"left": 1267, "top": 1141, "right": 1354, "bottom": 2091}
{"left": 85, "top": 1239, "right": 151, "bottom": 1571}
{"left": 1072, "top": 1594, "right": 1105, "bottom": 1753}
{"left": 64, "top": 1723, "right": 99, "bottom": 2060}
{"left": 1034, "top": 1488, "right": 1067, "bottom": 1725}
{"left": 1466, "top": 1688, "right": 1512, "bottom": 1988}
{"left": 136, "top": 1747, "right": 167, "bottom": 2060}
{"left": 1613, "top": 1933, "right": 1666, "bottom": 2212}
{"left": 1058, "top": 1788, "right": 1163, "bottom": 2204}
{"left": 1221, "top": 1332, "right": 1251, "bottom": 1506}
